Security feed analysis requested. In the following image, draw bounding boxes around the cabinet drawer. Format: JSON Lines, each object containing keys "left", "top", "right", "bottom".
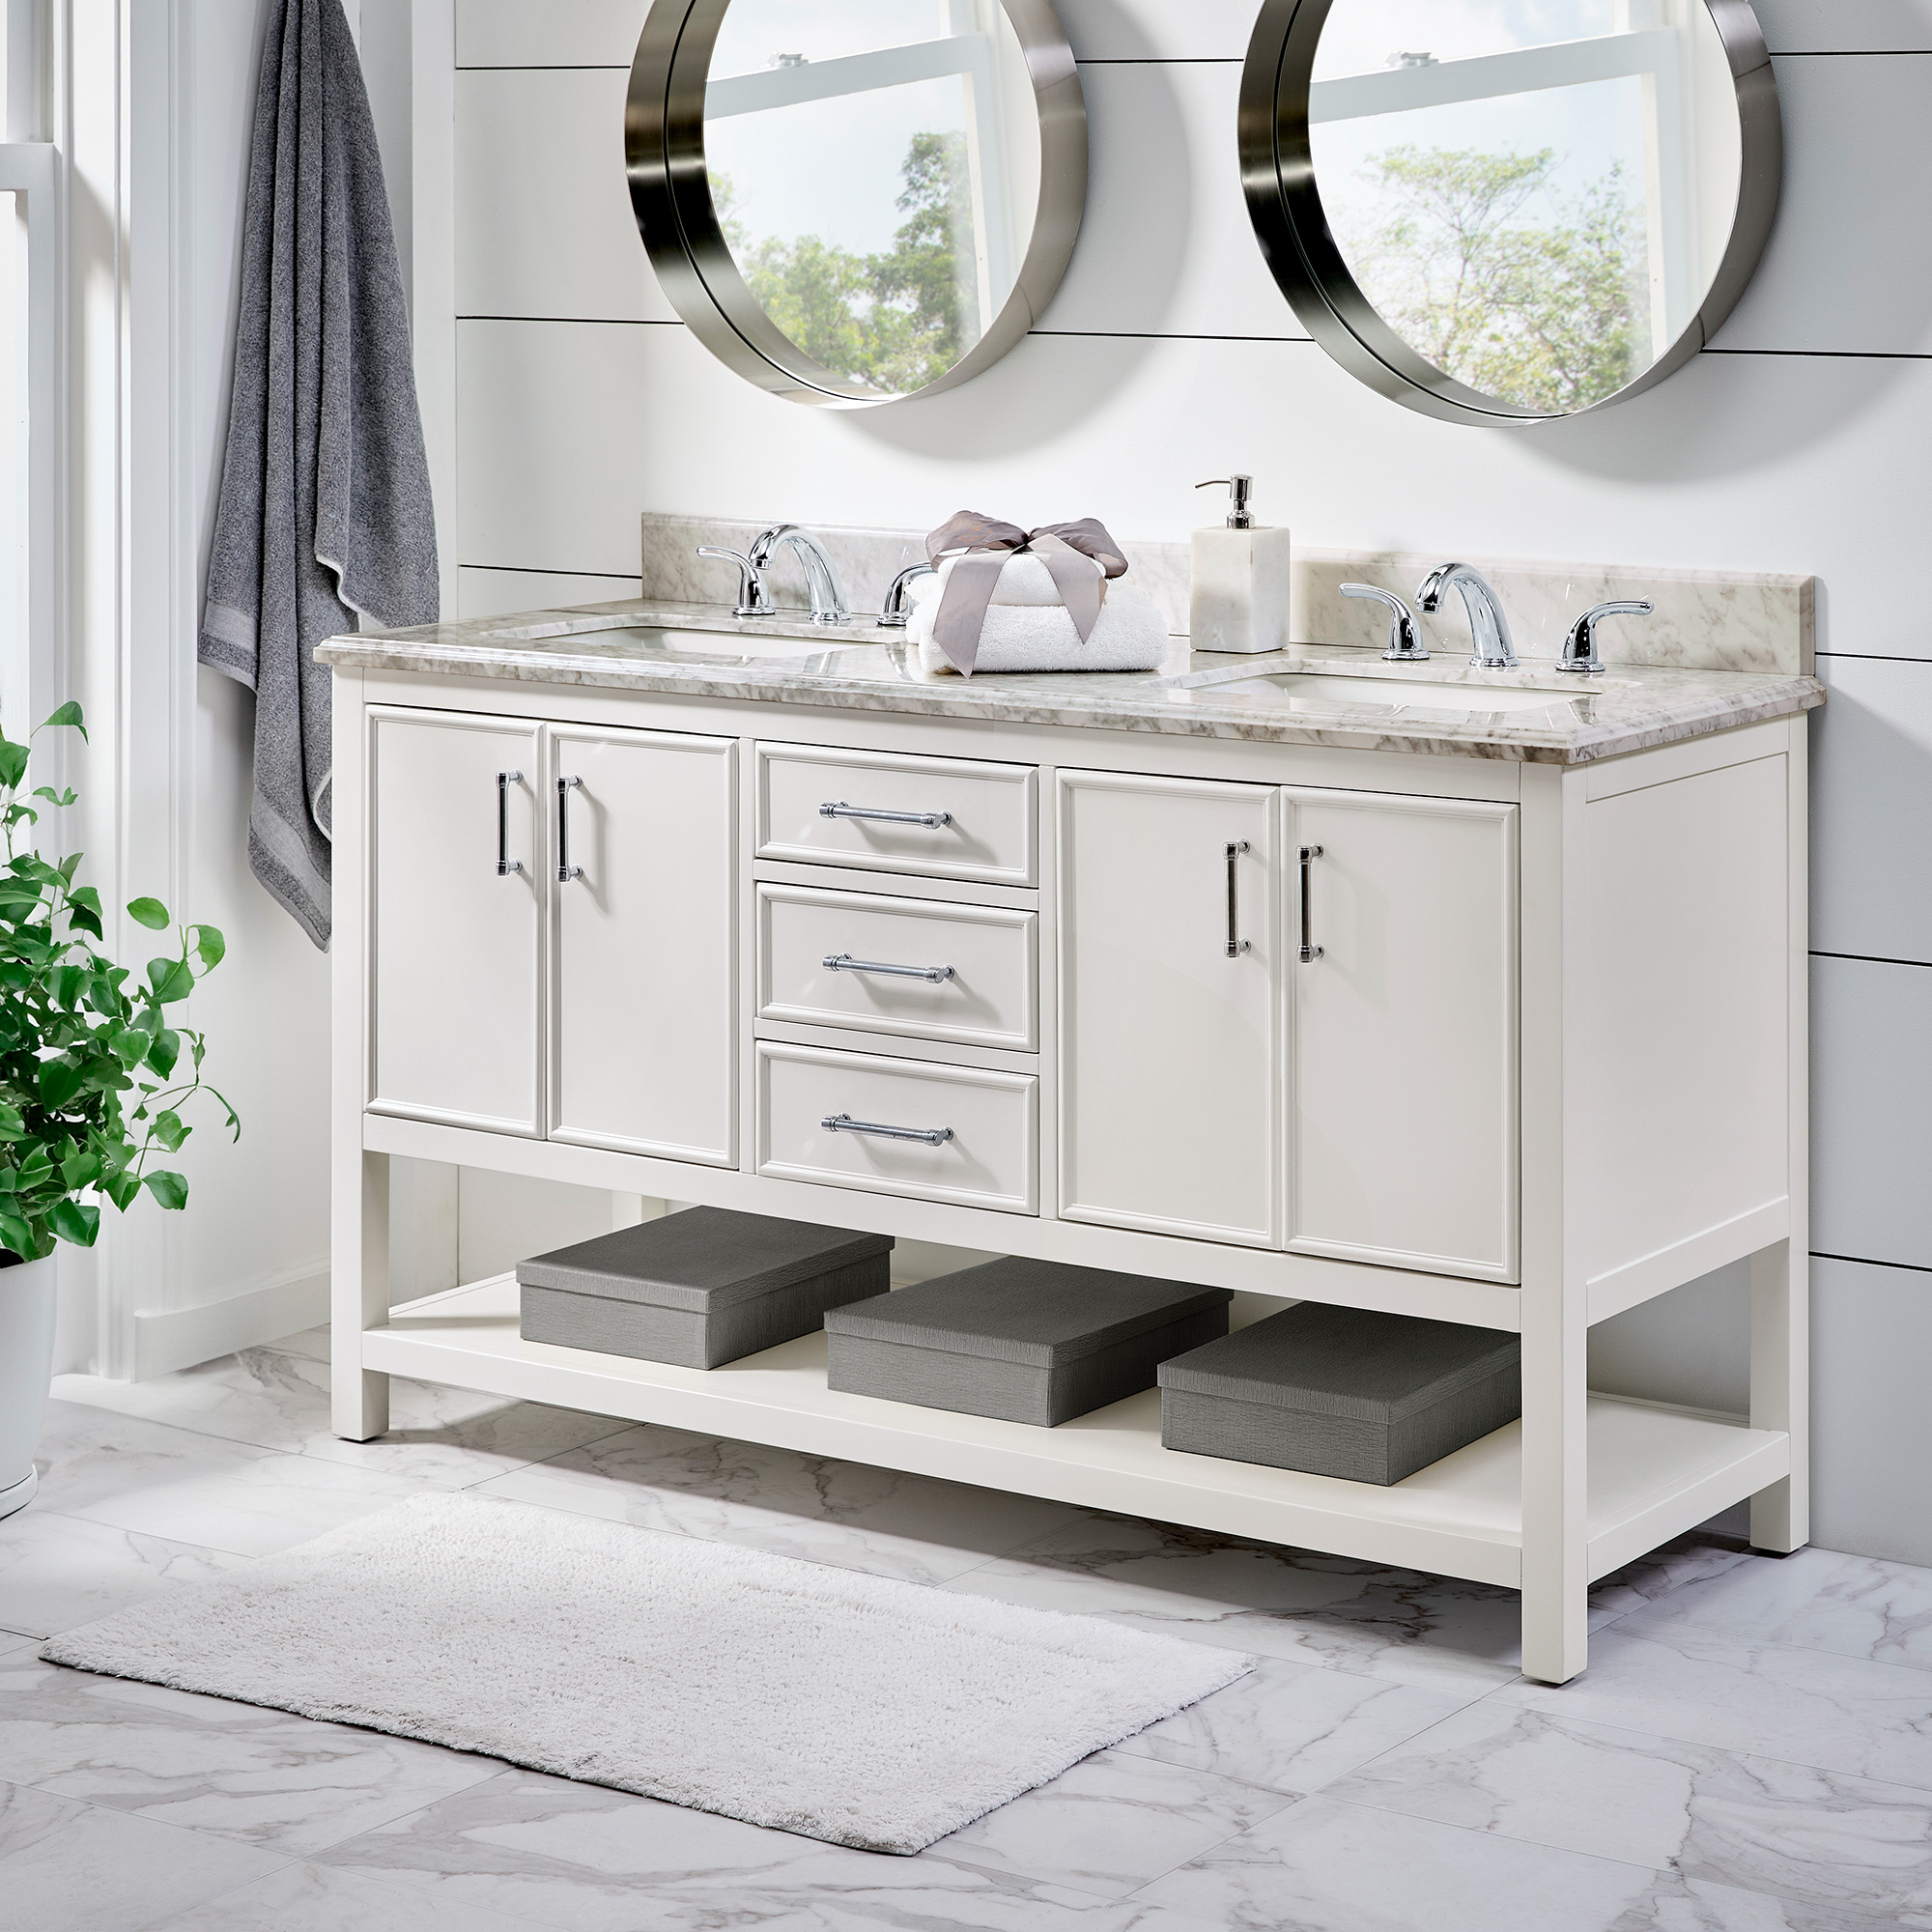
{"left": 757, "top": 884, "right": 1037, "bottom": 1051}
{"left": 755, "top": 1042, "right": 1037, "bottom": 1214}
{"left": 756, "top": 742, "right": 1037, "bottom": 886}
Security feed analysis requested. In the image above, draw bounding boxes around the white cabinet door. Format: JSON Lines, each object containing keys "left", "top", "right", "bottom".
{"left": 548, "top": 724, "right": 737, "bottom": 1165}
{"left": 1059, "top": 770, "right": 1279, "bottom": 1246}
{"left": 1287, "top": 788, "right": 1520, "bottom": 1281}
{"left": 367, "top": 707, "right": 543, "bottom": 1134}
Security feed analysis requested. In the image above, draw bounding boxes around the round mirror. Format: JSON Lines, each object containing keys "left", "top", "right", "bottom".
{"left": 1240, "top": 0, "right": 1781, "bottom": 425}
{"left": 628, "top": 0, "right": 1086, "bottom": 407}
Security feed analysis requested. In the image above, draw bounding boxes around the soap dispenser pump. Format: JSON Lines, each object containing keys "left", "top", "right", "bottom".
{"left": 1191, "top": 475, "right": 1292, "bottom": 655}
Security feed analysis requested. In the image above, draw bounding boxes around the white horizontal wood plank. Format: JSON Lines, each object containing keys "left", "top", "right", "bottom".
{"left": 1810, "top": 954, "right": 1932, "bottom": 1270}
{"left": 456, "top": 0, "right": 643, "bottom": 67}
{"left": 456, "top": 68, "right": 675, "bottom": 323}
{"left": 454, "top": 0, "right": 1260, "bottom": 69}
{"left": 458, "top": 566, "right": 640, "bottom": 618}
{"left": 454, "top": 318, "right": 1932, "bottom": 661}
{"left": 1810, "top": 655, "right": 1932, "bottom": 966}
{"left": 1811, "top": 1256, "right": 1932, "bottom": 1567}
{"left": 1054, "top": 0, "right": 1259, "bottom": 62}
{"left": 1040, "top": 61, "right": 1304, "bottom": 340}
{"left": 1755, "top": 2, "right": 1932, "bottom": 52}
{"left": 1713, "top": 55, "right": 1932, "bottom": 354}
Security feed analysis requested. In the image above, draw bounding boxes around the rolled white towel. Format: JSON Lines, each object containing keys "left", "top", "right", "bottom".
{"left": 920, "top": 551, "right": 1101, "bottom": 609}
{"left": 909, "top": 576, "right": 1170, "bottom": 675}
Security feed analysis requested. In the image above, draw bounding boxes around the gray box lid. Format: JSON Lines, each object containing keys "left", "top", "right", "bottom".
{"left": 1158, "top": 1304, "right": 1519, "bottom": 1425}
{"left": 825, "top": 1257, "right": 1232, "bottom": 1368}
{"left": 515, "top": 1208, "right": 893, "bottom": 1315}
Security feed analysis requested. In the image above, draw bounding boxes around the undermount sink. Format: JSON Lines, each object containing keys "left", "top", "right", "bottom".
{"left": 1179, "top": 670, "right": 1581, "bottom": 716}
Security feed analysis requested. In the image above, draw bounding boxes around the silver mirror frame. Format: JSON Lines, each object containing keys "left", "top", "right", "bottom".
{"left": 626, "top": 0, "right": 1088, "bottom": 409}
{"left": 1238, "top": 0, "right": 1783, "bottom": 427}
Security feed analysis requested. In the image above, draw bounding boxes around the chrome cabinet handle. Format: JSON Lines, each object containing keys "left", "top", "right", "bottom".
{"left": 497, "top": 771, "right": 524, "bottom": 876}
{"left": 821, "top": 1113, "right": 953, "bottom": 1147}
{"left": 823, "top": 953, "right": 956, "bottom": 984}
{"left": 819, "top": 800, "right": 952, "bottom": 829}
{"left": 1299, "top": 844, "right": 1323, "bottom": 962}
{"left": 556, "top": 776, "right": 582, "bottom": 882}
{"left": 1226, "top": 840, "right": 1251, "bottom": 957}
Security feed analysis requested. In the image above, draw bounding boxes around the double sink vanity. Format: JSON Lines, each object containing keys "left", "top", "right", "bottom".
{"left": 325, "top": 546, "right": 1821, "bottom": 1687}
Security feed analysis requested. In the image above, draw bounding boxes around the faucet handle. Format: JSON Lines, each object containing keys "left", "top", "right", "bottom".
{"left": 1558, "top": 599, "right": 1654, "bottom": 675}
{"left": 696, "top": 546, "right": 774, "bottom": 618}
{"left": 878, "top": 561, "right": 938, "bottom": 630}
{"left": 1341, "top": 583, "right": 1428, "bottom": 663}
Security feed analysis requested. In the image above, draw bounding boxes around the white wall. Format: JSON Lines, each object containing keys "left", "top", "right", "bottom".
{"left": 435, "top": 0, "right": 1932, "bottom": 1565}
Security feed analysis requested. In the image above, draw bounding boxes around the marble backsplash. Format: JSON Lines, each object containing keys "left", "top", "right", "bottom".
{"left": 641, "top": 514, "right": 1813, "bottom": 677}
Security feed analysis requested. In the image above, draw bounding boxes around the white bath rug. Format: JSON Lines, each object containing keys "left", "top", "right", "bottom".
{"left": 40, "top": 1491, "right": 1251, "bottom": 1854}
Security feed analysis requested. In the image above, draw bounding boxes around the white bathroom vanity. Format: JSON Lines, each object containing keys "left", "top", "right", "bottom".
{"left": 325, "top": 595, "right": 1821, "bottom": 1686}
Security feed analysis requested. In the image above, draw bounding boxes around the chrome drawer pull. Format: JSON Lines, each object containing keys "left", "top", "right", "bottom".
{"left": 1226, "top": 840, "right": 1251, "bottom": 957}
{"left": 1299, "top": 844, "right": 1323, "bottom": 962}
{"left": 821, "top": 1112, "right": 954, "bottom": 1147}
{"left": 823, "top": 952, "right": 955, "bottom": 984}
{"left": 496, "top": 771, "right": 524, "bottom": 876}
{"left": 819, "top": 800, "right": 952, "bottom": 829}
{"left": 556, "top": 775, "right": 583, "bottom": 882}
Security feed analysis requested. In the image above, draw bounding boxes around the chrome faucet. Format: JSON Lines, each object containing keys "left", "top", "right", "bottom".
{"left": 1416, "top": 562, "right": 1517, "bottom": 669}
{"left": 1341, "top": 582, "right": 1428, "bottom": 662}
{"left": 694, "top": 524, "right": 851, "bottom": 625}
{"left": 751, "top": 524, "right": 850, "bottom": 625}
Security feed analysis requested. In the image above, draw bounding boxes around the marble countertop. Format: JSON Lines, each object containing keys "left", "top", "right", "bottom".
{"left": 319, "top": 598, "right": 1825, "bottom": 766}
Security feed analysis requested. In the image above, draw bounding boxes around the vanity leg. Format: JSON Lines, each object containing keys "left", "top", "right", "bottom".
{"left": 331, "top": 1149, "right": 391, "bottom": 1441}
{"left": 1519, "top": 1279, "right": 1589, "bottom": 1686}
{"left": 1749, "top": 1237, "right": 1809, "bottom": 1554}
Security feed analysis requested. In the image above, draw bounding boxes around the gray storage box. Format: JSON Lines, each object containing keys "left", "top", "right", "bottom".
{"left": 517, "top": 1208, "right": 893, "bottom": 1370}
{"left": 825, "top": 1257, "right": 1233, "bottom": 1427}
{"left": 1159, "top": 1304, "right": 1521, "bottom": 1486}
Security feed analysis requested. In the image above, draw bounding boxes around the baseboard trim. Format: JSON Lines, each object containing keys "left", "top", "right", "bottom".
{"left": 131, "top": 1264, "right": 330, "bottom": 1380}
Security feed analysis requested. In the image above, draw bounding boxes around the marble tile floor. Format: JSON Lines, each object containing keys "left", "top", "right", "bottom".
{"left": 2, "top": 1328, "right": 1930, "bottom": 1930}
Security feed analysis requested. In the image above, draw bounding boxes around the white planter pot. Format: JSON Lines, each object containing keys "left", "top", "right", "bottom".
{"left": 0, "top": 1253, "right": 57, "bottom": 1521}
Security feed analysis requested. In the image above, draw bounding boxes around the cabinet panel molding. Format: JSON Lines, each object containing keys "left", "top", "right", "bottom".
{"left": 547, "top": 723, "right": 738, "bottom": 1166}
{"left": 366, "top": 707, "right": 545, "bottom": 1136}
{"left": 1058, "top": 769, "right": 1281, "bottom": 1248}
{"left": 1285, "top": 788, "right": 1520, "bottom": 1284}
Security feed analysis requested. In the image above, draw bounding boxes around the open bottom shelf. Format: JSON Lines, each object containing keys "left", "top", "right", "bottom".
{"left": 359, "top": 1276, "right": 1791, "bottom": 1590}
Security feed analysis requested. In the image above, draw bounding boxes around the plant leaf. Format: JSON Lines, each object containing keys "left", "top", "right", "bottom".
{"left": 150, "top": 1110, "right": 190, "bottom": 1152}
{"left": 0, "top": 1210, "right": 35, "bottom": 1259}
{"left": 101, "top": 1170, "right": 141, "bottom": 1211}
{"left": 61, "top": 1146, "right": 101, "bottom": 1190}
{"left": 40, "top": 701, "right": 86, "bottom": 739}
{"left": 190, "top": 924, "right": 226, "bottom": 970}
{"left": 37, "top": 1058, "right": 83, "bottom": 1110}
{"left": 145, "top": 1029, "right": 180, "bottom": 1078}
{"left": 0, "top": 1103, "right": 23, "bottom": 1140}
{"left": 127, "top": 896, "right": 170, "bottom": 930}
{"left": 48, "top": 1198, "right": 99, "bottom": 1246}
{"left": 143, "top": 1170, "right": 188, "bottom": 1211}
{"left": 146, "top": 957, "right": 194, "bottom": 1004}
{"left": 109, "top": 1028, "right": 151, "bottom": 1067}
{"left": 0, "top": 741, "right": 26, "bottom": 790}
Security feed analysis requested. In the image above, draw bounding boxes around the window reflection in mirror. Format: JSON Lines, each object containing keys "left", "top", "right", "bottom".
{"left": 703, "top": 1, "right": 1042, "bottom": 396}
{"left": 1309, "top": 0, "right": 1743, "bottom": 413}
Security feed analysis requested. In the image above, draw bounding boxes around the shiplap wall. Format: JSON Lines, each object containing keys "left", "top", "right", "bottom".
{"left": 441, "top": 0, "right": 1932, "bottom": 1564}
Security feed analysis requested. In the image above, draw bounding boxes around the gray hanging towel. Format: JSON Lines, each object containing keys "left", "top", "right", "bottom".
{"left": 199, "top": 0, "right": 438, "bottom": 950}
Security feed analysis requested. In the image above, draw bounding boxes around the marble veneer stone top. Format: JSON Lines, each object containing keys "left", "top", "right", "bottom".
{"left": 321, "top": 599, "right": 1825, "bottom": 767}
{"left": 641, "top": 514, "right": 1815, "bottom": 677}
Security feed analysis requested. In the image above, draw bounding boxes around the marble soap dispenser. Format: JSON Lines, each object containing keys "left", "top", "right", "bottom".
{"left": 1191, "top": 475, "right": 1293, "bottom": 654}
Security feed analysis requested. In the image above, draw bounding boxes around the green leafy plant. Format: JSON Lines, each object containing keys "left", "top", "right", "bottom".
{"left": 0, "top": 705, "right": 236, "bottom": 1264}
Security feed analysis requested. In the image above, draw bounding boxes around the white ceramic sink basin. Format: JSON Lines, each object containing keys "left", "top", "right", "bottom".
{"left": 1183, "top": 671, "right": 1579, "bottom": 716}
{"left": 658, "top": 629, "right": 849, "bottom": 659}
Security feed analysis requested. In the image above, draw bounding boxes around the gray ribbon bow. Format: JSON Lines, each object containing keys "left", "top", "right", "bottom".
{"left": 925, "top": 512, "right": 1129, "bottom": 675}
